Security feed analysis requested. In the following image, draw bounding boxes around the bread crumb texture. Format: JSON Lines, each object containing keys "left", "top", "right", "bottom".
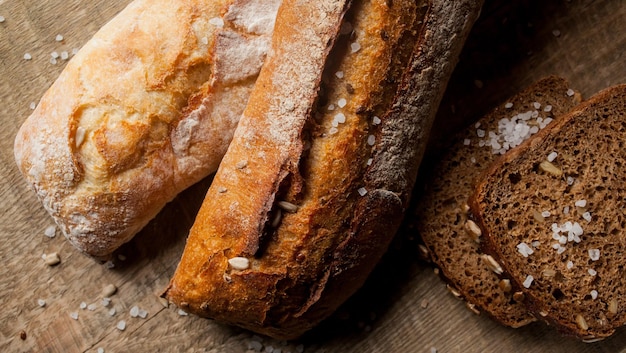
{"left": 471, "top": 84, "right": 626, "bottom": 339}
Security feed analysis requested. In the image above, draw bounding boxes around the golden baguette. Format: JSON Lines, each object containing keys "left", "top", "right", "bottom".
{"left": 165, "top": 0, "right": 484, "bottom": 339}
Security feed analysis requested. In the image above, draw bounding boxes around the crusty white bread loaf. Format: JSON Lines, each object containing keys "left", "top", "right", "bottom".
{"left": 13, "top": 0, "right": 281, "bottom": 258}
{"left": 412, "top": 76, "right": 581, "bottom": 328}
{"left": 470, "top": 84, "right": 626, "bottom": 340}
{"left": 164, "top": 0, "right": 484, "bottom": 339}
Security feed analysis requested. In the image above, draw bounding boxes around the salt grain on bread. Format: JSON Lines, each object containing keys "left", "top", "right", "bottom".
{"left": 13, "top": 0, "right": 281, "bottom": 258}
{"left": 164, "top": 0, "right": 483, "bottom": 339}
{"left": 412, "top": 76, "right": 581, "bottom": 328}
{"left": 469, "top": 84, "right": 626, "bottom": 339}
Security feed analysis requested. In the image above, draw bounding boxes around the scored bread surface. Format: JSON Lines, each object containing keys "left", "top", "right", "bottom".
{"left": 470, "top": 84, "right": 626, "bottom": 340}
{"left": 414, "top": 76, "right": 581, "bottom": 328}
{"left": 165, "top": 0, "right": 484, "bottom": 339}
{"left": 13, "top": 0, "right": 281, "bottom": 258}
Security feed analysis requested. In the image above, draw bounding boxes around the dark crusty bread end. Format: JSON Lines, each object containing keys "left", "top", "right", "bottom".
{"left": 469, "top": 84, "right": 626, "bottom": 340}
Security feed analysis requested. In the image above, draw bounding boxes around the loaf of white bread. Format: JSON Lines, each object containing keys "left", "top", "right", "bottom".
{"left": 14, "top": 0, "right": 484, "bottom": 339}
{"left": 14, "top": 0, "right": 281, "bottom": 258}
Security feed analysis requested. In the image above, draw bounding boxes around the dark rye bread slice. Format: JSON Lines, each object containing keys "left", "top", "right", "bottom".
{"left": 469, "top": 84, "right": 626, "bottom": 340}
{"left": 414, "top": 76, "right": 581, "bottom": 328}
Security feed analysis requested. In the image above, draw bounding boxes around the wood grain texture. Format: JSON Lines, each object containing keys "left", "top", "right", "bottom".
{"left": 1, "top": 0, "right": 625, "bottom": 352}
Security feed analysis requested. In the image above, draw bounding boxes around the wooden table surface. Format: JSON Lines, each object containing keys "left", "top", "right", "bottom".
{"left": 1, "top": 0, "right": 625, "bottom": 352}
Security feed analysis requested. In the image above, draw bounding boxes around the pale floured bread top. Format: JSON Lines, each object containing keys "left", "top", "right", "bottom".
{"left": 14, "top": 0, "right": 281, "bottom": 257}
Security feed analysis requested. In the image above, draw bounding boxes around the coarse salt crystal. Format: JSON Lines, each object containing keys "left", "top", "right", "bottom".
{"left": 350, "top": 42, "right": 361, "bottom": 53}
{"left": 60, "top": 51, "right": 69, "bottom": 60}
{"left": 588, "top": 268, "right": 597, "bottom": 276}
{"left": 130, "top": 306, "right": 139, "bottom": 318}
{"left": 372, "top": 116, "right": 381, "bottom": 125}
{"left": 471, "top": 157, "right": 477, "bottom": 164}
{"left": 116, "top": 320, "right": 126, "bottom": 331}
{"left": 463, "top": 139, "right": 471, "bottom": 146}
{"left": 541, "top": 211, "right": 551, "bottom": 218}
{"left": 228, "top": 257, "right": 250, "bottom": 270}
{"left": 583, "top": 212, "right": 592, "bottom": 222}
{"left": 544, "top": 105, "right": 553, "bottom": 112}
{"left": 366, "top": 158, "right": 373, "bottom": 166}
{"left": 567, "top": 177, "right": 575, "bottom": 185}
{"left": 557, "top": 245, "right": 567, "bottom": 254}
{"left": 24, "top": 53, "right": 32, "bottom": 60}
{"left": 517, "top": 242, "right": 534, "bottom": 257}
{"left": 29, "top": 102, "right": 36, "bottom": 110}
{"left": 108, "top": 308, "right": 116, "bottom": 316}
{"left": 523, "top": 275, "right": 534, "bottom": 288}
{"left": 575, "top": 199, "right": 587, "bottom": 207}
{"left": 567, "top": 89, "right": 575, "bottom": 97}
{"left": 55, "top": 34, "right": 64, "bottom": 42}
{"left": 337, "top": 98, "right": 347, "bottom": 108}
{"left": 591, "top": 290, "right": 598, "bottom": 300}
{"left": 327, "top": 104, "right": 335, "bottom": 111}
{"left": 87, "top": 303, "right": 97, "bottom": 311}
{"left": 504, "top": 102, "right": 513, "bottom": 109}
{"left": 37, "top": 299, "right": 46, "bottom": 307}
{"left": 79, "top": 302, "right": 87, "bottom": 310}
{"left": 101, "top": 298, "right": 111, "bottom": 307}
{"left": 547, "top": 152, "right": 558, "bottom": 162}
{"left": 177, "top": 309, "right": 188, "bottom": 316}
{"left": 50, "top": 57, "right": 58, "bottom": 65}
{"left": 138, "top": 309, "right": 148, "bottom": 319}
{"left": 335, "top": 71, "right": 344, "bottom": 79}
{"left": 588, "top": 249, "right": 600, "bottom": 261}
{"left": 97, "top": 348, "right": 105, "bottom": 353}
{"left": 358, "top": 187, "right": 368, "bottom": 196}
{"left": 328, "top": 127, "right": 339, "bottom": 135}
{"left": 44, "top": 225, "right": 56, "bottom": 238}
{"left": 476, "top": 129, "right": 486, "bottom": 138}
{"left": 475, "top": 122, "right": 481, "bottom": 128}
{"left": 563, "top": 206, "right": 570, "bottom": 214}
{"left": 51, "top": 51, "right": 59, "bottom": 59}
{"left": 70, "top": 312, "right": 79, "bottom": 320}
{"left": 533, "top": 102, "right": 541, "bottom": 109}
{"left": 209, "top": 17, "right": 224, "bottom": 27}
{"left": 0, "top": 15, "right": 5, "bottom": 23}
{"left": 532, "top": 240, "right": 541, "bottom": 248}
{"left": 567, "top": 260, "right": 574, "bottom": 269}
{"left": 367, "top": 135, "right": 376, "bottom": 146}
{"left": 104, "top": 261, "right": 115, "bottom": 269}
{"left": 335, "top": 113, "right": 346, "bottom": 124}
{"left": 248, "top": 340, "right": 263, "bottom": 351}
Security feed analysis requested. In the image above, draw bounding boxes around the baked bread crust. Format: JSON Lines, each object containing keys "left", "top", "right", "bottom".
{"left": 165, "top": 0, "right": 483, "bottom": 339}
{"left": 13, "top": 0, "right": 281, "bottom": 258}
{"left": 470, "top": 84, "right": 626, "bottom": 340}
{"left": 413, "top": 76, "right": 581, "bottom": 328}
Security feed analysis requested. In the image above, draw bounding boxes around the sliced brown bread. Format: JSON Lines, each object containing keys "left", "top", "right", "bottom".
{"left": 414, "top": 76, "right": 581, "bottom": 328}
{"left": 469, "top": 84, "right": 626, "bottom": 340}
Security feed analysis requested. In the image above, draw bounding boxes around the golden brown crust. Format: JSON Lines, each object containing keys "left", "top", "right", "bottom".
{"left": 165, "top": 0, "right": 483, "bottom": 339}
{"left": 13, "top": 0, "right": 281, "bottom": 258}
